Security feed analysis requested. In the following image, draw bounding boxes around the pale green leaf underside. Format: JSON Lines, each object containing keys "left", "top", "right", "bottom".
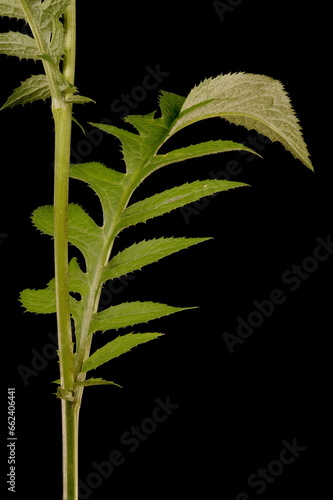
{"left": 0, "top": 0, "right": 78, "bottom": 108}
{"left": 0, "top": 0, "right": 25, "bottom": 20}
{"left": 0, "top": 31, "right": 39, "bottom": 60}
{"left": 169, "top": 72, "right": 313, "bottom": 170}
{"left": 90, "top": 301, "right": 194, "bottom": 334}
{"left": 82, "top": 332, "right": 163, "bottom": 372}
{"left": 102, "top": 237, "right": 211, "bottom": 282}
{"left": 0, "top": 74, "right": 50, "bottom": 110}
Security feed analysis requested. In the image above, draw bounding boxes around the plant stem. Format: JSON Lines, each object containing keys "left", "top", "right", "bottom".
{"left": 53, "top": 104, "right": 77, "bottom": 500}
{"left": 52, "top": 1, "right": 78, "bottom": 498}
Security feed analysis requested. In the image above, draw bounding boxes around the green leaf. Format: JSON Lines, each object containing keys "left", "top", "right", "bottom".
{"left": 101, "top": 237, "right": 211, "bottom": 282}
{"left": 89, "top": 122, "right": 143, "bottom": 173}
{"left": 32, "top": 203, "right": 104, "bottom": 272}
{"left": 144, "top": 139, "right": 260, "bottom": 178}
{"left": 81, "top": 332, "right": 163, "bottom": 372}
{"left": 75, "top": 378, "right": 122, "bottom": 388}
{"left": 158, "top": 90, "right": 186, "bottom": 124}
{"left": 169, "top": 72, "right": 313, "bottom": 170}
{"left": 0, "top": 0, "right": 73, "bottom": 108}
{"left": 19, "top": 257, "right": 87, "bottom": 315}
{"left": 69, "top": 162, "right": 127, "bottom": 227}
{"left": 90, "top": 301, "right": 194, "bottom": 334}
{"left": 0, "top": 74, "right": 50, "bottom": 110}
{"left": 65, "top": 94, "right": 95, "bottom": 104}
{"left": 20, "top": 278, "right": 56, "bottom": 314}
{"left": 0, "top": 31, "right": 39, "bottom": 60}
{"left": 68, "top": 257, "right": 89, "bottom": 297}
{"left": 117, "top": 179, "right": 248, "bottom": 231}
{"left": 43, "top": 0, "right": 70, "bottom": 18}
{"left": 0, "top": 0, "right": 25, "bottom": 20}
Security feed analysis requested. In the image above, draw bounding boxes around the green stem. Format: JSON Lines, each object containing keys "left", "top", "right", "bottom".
{"left": 53, "top": 104, "right": 78, "bottom": 500}
{"left": 51, "top": 1, "right": 78, "bottom": 498}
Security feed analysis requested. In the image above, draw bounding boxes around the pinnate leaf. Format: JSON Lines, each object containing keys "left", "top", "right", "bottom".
{"left": 81, "top": 332, "right": 163, "bottom": 372}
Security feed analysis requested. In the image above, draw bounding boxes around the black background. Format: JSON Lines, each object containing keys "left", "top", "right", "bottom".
{"left": 1, "top": 1, "right": 331, "bottom": 499}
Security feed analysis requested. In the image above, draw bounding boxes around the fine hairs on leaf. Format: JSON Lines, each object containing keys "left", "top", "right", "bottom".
{"left": 0, "top": 2, "right": 313, "bottom": 499}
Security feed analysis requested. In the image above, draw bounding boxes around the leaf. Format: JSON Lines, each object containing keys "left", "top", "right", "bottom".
{"left": 158, "top": 90, "right": 186, "bottom": 124}
{"left": 0, "top": 0, "right": 25, "bottom": 20}
{"left": 0, "top": 31, "right": 39, "bottom": 60}
{"left": 65, "top": 94, "right": 95, "bottom": 104}
{"left": 0, "top": 74, "right": 50, "bottom": 110}
{"left": 69, "top": 162, "right": 127, "bottom": 227}
{"left": 43, "top": 0, "right": 70, "bottom": 18}
{"left": 0, "top": 0, "right": 72, "bottom": 108}
{"left": 81, "top": 332, "right": 163, "bottom": 372}
{"left": 144, "top": 139, "right": 260, "bottom": 178}
{"left": 32, "top": 203, "right": 104, "bottom": 271}
{"left": 68, "top": 257, "right": 89, "bottom": 297}
{"left": 19, "top": 257, "right": 87, "bottom": 315}
{"left": 168, "top": 72, "right": 313, "bottom": 170}
{"left": 88, "top": 122, "right": 143, "bottom": 173}
{"left": 117, "top": 179, "right": 248, "bottom": 231}
{"left": 89, "top": 301, "right": 194, "bottom": 334}
{"left": 20, "top": 278, "right": 56, "bottom": 313}
{"left": 75, "top": 378, "right": 122, "bottom": 388}
{"left": 101, "top": 237, "right": 211, "bottom": 282}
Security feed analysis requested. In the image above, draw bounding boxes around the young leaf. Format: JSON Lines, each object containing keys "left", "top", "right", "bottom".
{"left": 89, "top": 301, "right": 195, "bottom": 334}
{"left": 101, "top": 237, "right": 212, "bottom": 282}
{"left": 65, "top": 94, "right": 95, "bottom": 104}
{"left": 81, "top": 332, "right": 163, "bottom": 372}
{"left": 117, "top": 179, "right": 248, "bottom": 231}
{"left": 0, "top": 74, "right": 50, "bottom": 110}
{"left": 168, "top": 72, "right": 313, "bottom": 170}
